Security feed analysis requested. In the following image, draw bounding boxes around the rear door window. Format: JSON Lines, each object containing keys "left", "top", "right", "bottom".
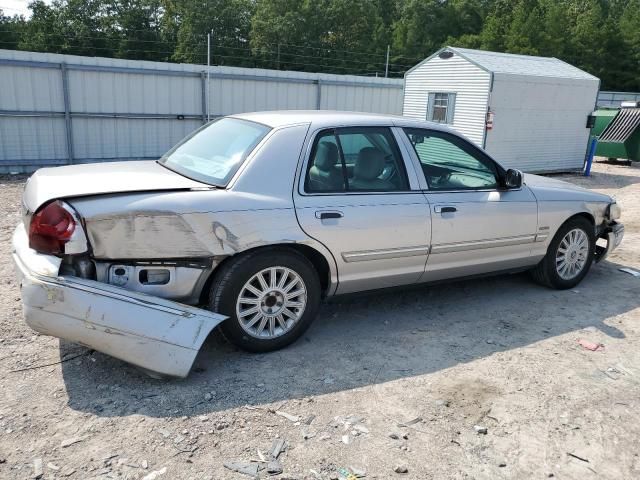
{"left": 305, "top": 127, "right": 409, "bottom": 193}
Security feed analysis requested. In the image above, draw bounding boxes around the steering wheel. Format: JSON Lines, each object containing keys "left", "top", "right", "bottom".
{"left": 379, "top": 154, "right": 397, "bottom": 181}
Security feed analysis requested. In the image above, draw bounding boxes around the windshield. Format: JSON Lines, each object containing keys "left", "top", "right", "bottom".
{"left": 159, "top": 117, "right": 271, "bottom": 186}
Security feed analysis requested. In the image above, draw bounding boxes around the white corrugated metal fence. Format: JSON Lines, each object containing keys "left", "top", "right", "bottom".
{"left": 0, "top": 49, "right": 403, "bottom": 173}
{"left": 597, "top": 91, "right": 640, "bottom": 108}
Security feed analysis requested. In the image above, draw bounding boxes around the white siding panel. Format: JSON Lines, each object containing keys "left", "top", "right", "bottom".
{"left": 403, "top": 54, "right": 490, "bottom": 146}
{"left": 485, "top": 73, "right": 599, "bottom": 172}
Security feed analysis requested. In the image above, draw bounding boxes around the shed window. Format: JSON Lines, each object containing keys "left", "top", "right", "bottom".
{"left": 427, "top": 92, "right": 456, "bottom": 124}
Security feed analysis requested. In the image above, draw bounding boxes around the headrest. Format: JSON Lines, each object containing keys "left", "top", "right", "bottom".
{"left": 314, "top": 142, "right": 338, "bottom": 171}
{"left": 355, "top": 147, "right": 385, "bottom": 180}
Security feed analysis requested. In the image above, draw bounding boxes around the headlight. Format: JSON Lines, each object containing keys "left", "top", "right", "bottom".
{"left": 609, "top": 202, "right": 621, "bottom": 220}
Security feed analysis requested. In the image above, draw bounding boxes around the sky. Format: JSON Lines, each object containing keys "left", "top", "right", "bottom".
{"left": 0, "top": 0, "right": 48, "bottom": 18}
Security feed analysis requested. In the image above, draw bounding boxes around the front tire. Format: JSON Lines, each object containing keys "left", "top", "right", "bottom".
{"left": 209, "top": 248, "right": 321, "bottom": 352}
{"left": 531, "top": 216, "right": 595, "bottom": 289}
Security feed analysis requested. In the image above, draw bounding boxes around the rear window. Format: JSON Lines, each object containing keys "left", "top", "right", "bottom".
{"left": 159, "top": 118, "right": 271, "bottom": 186}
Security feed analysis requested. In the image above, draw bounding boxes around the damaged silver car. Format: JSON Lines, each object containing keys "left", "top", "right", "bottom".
{"left": 13, "top": 111, "right": 624, "bottom": 377}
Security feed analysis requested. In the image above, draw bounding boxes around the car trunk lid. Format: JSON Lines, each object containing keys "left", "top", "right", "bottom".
{"left": 22, "top": 160, "right": 211, "bottom": 216}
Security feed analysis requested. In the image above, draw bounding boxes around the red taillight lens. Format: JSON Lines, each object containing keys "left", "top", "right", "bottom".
{"left": 29, "top": 201, "right": 76, "bottom": 255}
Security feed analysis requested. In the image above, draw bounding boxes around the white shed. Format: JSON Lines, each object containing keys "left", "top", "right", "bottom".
{"left": 403, "top": 47, "right": 600, "bottom": 173}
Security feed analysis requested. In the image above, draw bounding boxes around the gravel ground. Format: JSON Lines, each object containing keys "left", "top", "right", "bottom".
{"left": 1, "top": 160, "right": 639, "bottom": 480}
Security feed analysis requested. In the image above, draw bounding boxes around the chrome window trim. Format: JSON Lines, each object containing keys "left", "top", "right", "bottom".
{"left": 297, "top": 191, "right": 427, "bottom": 197}
{"left": 422, "top": 187, "right": 524, "bottom": 195}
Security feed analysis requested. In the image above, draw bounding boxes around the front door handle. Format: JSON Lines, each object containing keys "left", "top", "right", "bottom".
{"left": 434, "top": 205, "right": 457, "bottom": 214}
{"left": 315, "top": 210, "right": 344, "bottom": 220}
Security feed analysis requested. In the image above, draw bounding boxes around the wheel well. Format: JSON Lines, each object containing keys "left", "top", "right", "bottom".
{"left": 567, "top": 212, "right": 596, "bottom": 230}
{"left": 198, "top": 244, "right": 331, "bottom": 305}
{"left": 287, "top": 244, "right": 331, "bottom": 293}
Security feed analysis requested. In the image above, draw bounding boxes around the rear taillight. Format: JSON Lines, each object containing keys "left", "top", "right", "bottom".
{"left": 29, "top": 201, "right": 76, "bottom": 255}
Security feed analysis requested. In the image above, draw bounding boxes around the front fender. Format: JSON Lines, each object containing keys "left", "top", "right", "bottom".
{"left": 532, "top": 199, "right": 612, "bottom": 257}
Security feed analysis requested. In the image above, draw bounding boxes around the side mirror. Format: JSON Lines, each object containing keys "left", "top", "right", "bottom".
{"left": 504, "top": 169, "right": 523, "bottom": 189}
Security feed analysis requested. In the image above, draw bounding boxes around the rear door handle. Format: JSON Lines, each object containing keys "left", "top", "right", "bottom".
{"left": 315, "top": 210, "right": 344, "bottom": 220}
{"left": 434, "top": 205, "right": 457, "bottom": 214}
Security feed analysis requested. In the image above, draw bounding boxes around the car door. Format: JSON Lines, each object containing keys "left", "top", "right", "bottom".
{"left": 293, "top": 125, "right": 431, "bottom": 295}
{"left": 400, "top": 127, "right": 539, "bottom": 282}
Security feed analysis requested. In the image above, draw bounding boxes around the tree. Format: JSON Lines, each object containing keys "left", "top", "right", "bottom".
{"left": 536, "top": 0, "right": 572, "bottom": 59}
{"left": 619, "top": 0, "right": 640, "bottom": 90}
{"left": 250, "top": 0, "right": 316, "bottom": 70}
{"left": 250, "top": 0, "right": 391, "bottom": 75}
{"left": 2, "top": 0, "right": 639, "bottom": 90}
{"left": 503, "top": 0, "right": 545, "bottom": 55}
{"left": 0, "top": 9, "right": 25, "bottom": 51}
{"left": 108, "top": 0, "right": 169, "bottom": 61}
{"left": 392, "top": 0, "right": 451, "bottom": 61}
{"left": 19, "top": 0, "right": 115, "bottom": 57}
{"left": 166, "top": 0, "right": 255, "bottom": 66}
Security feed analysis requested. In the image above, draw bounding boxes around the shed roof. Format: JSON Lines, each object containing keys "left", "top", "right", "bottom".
{"left": 407, "top": 47, "right": 599, "bottom": 82}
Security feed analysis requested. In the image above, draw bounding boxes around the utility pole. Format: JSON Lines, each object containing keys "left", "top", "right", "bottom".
{"left": 385, "top": 44, "right": 390, "bottom": 78}
{"left": 207, "top": 31, "right": 211, "bottom": 121}
{"left": 277, "top": 43, "right": 280, "bottom": 70}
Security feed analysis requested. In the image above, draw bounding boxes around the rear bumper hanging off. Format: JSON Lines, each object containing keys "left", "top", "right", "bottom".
{"left": 12, "top": 225, "right": 227, "bottom": 378}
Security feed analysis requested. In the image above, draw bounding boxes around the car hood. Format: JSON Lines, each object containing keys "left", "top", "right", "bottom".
{"left": 524, "top": 173, "right": 612, "bottom": 202}
{"left": 23, "top": 160, "right": 210, "bottom": 213}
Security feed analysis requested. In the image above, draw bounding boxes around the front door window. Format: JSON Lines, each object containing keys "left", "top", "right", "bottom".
{"left": 404, "top": 128, "right": 499, "bottom": 190}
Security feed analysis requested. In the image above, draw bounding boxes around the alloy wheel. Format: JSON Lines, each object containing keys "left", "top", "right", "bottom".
{"left": 555, "top": 228, "right": 589, "bottom": 280}
{"left": 235, "top": 266, "right": 307, "bottom": 339}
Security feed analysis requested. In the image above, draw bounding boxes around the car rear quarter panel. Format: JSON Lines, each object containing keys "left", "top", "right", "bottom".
{"left": 68, "top": 124, "right": 338, "bottom": 293}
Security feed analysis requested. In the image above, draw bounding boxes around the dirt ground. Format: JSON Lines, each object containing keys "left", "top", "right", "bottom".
{"left": 1, "top": 160, "right": 639, "bottom": 480}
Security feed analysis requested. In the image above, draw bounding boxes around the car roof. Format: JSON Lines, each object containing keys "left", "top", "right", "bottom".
{"left": 231, "top": 110, "right": 455, "bottom": 133}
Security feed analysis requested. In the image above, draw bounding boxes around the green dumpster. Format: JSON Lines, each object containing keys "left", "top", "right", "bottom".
{"left": 591, "top": 101, "right": 640, "bottom": 161}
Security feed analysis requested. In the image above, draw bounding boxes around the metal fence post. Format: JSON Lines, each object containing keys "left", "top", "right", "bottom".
{"left": 60, "top": 63, "right": 74, "bottom": 164}
{"left": 0, "top": 56, "right": 404, "bottom": 173}
{"left": 385, "top": 45, "right": 390, "bottom": 78}
{"left": 316, "top": 80, "right": 322, "bottom": 110}
{"left": 200, "top": 71, "right": 207, "bottom": 124}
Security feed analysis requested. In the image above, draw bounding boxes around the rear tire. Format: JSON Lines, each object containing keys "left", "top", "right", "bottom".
{"left": 531, "top": 216, "right": 595, "bottom": 289}
{"left": 209, "top": 248, "right": 321, "bottom": 352}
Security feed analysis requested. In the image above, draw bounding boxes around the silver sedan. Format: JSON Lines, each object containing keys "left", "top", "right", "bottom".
{"left": 13, "top": 111, "right": 624, "bottom": 377}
